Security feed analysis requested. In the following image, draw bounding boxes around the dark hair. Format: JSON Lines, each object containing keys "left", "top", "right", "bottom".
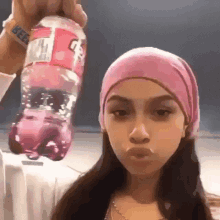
{"left": 50, "top": 132, "right": 214, "bottom": 220}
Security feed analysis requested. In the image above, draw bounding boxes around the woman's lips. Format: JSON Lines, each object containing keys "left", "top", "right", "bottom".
{"left": 126, "top": 147, "right": 153, "bottom": 157}
{"left": 126, "top": 147, "right": 154, "bottom": 163}
{"left": 130, "top": 155, "right": 151, "bottom": 162}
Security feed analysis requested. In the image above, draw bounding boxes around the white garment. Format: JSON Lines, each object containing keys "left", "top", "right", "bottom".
{"left": 0, "top": 72, "right": 16, "bottom": 102}
{"left": 0, "top": 149, "right": 82, "bottom": 220}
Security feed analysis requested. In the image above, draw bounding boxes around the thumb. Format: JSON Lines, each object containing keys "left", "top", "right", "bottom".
{"left": 62, "top": 0, "right": 77, "bottom": 20}
{"left": 72, "top": 4, "right": 88, "bottom": 28}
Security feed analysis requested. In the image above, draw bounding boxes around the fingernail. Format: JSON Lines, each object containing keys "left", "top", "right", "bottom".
{"left": 77, "top": 4, "right": 83, "bottom": 10}
{"left": 83, "top": 12, "right": 88, "bottom": 24}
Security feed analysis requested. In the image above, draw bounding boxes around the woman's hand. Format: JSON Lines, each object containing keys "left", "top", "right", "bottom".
{"left": 12, "top": 0, "right": 88, "bottom": 31}
{"left": 0, "top": 0, "right": 88, "bottom": 75}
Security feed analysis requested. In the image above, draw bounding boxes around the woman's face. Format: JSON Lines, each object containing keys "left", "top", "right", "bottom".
{"left": 104, "top": 78, "right": 188, "bottom": 176}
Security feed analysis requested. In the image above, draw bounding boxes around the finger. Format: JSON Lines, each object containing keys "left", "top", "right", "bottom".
{"left": 35, "top": 0, "right": 48, "bottom": 11}
{"left": 46, "top": 0, "right": 63, "bottom": 15}
{"left": 72, "top": 4, "right": 88, "bottom": 28}
{"left": 12, "top": 0, "right": 38, "bottom": 30}
{"left": 62, "top": 0, "right": 77, "bottom": 19}
{"left": 13, "top": 0, "right": 37, "bottom": 16}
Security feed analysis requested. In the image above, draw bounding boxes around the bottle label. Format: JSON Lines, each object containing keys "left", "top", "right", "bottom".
{"left": 24, "top": 27, "right": 87, "bottom": 78}
{"left": 51, "top": 28, "right": 86, "bottom": 78}
{"left": 25, "top": 27, "right": 54, "bottom": 63}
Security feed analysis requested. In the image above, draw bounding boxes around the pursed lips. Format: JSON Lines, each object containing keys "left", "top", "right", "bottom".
{"left": 126, "top": 147, "right": 154, "bottom": 160}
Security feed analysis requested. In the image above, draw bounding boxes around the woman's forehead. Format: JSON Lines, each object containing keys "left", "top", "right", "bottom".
{"left": 106, "top": 78, "right": 173, "bottom": 101}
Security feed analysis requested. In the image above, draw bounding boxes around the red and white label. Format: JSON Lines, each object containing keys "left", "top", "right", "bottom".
{"left": 24, "top": 27, "right": 87, "bottom": 78}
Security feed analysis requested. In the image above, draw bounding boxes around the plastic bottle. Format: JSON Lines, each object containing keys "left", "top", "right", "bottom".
{"left": 8, "top": 16, "right": 87, "bottom": 161}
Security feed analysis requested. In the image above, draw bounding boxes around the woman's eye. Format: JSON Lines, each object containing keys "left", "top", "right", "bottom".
{"left": 155, "top": 109, "right": 171, "bottom": 117}
{"left": 110, "top": 109, "right": 172, "bottom": 120}
{"left": 112, "top": 110, "right": 128, "bottom": 118}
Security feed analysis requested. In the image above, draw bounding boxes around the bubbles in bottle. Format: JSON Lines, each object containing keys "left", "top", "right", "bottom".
{"left": 9, "top": 88, "right": 75, "bottom": 161}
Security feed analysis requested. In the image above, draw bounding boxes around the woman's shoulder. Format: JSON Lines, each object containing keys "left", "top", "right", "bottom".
{"left": 206, "top": 192, "right": 220, "bottom": 220}
{"left": 206, "top": 192, "right": 220, "bottom": 206}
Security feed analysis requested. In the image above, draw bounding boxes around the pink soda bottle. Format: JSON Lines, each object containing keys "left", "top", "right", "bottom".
{"left": 8, "top": 16, "right": 87, "bottom": 161}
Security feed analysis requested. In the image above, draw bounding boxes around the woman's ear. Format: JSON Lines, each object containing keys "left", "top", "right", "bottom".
{"left": 182, "top": 124, "right": 188, "bottom": 138}
{"left": 98, "top": 112, "right": 106, "bottom": 132}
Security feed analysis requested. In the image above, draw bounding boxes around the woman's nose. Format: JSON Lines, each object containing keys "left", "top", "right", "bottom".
{"left": 129, "top": 123, "right": 150, "bottom": 144}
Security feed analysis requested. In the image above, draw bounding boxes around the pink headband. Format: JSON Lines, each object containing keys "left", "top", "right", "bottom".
{"left": 99, "top": 47, "right": 200, "bottom": 140}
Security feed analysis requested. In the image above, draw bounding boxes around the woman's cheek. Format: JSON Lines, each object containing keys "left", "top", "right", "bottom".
{"left": 111, "top": 143, "right": 125, "bottom": 161}
{"left": 154, "top": 123, "right": 175, "bottom": 139}
{"left": 174, "top": 115, "right": 185, "bottom": 129}
{"left": 155, "top": 125, "right": 182, "bottom": 155}
{"left": 159, "top": 118, "right": 184, "bottom": 137}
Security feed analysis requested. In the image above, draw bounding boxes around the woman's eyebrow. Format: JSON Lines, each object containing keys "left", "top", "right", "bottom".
{"left": 106, "top": 94, "right": 175, "bottom": 105}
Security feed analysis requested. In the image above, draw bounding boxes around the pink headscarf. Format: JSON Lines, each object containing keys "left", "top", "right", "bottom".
{"left": 99, "top": 47, "right": 200, "bottom": 140}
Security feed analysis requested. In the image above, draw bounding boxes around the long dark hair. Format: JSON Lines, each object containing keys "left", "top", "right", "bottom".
{"left": 50, "top": 131, "right": 214, "bottom": 220}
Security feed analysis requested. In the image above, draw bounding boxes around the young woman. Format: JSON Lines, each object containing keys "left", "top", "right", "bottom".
{"left": 50, "top": 47, "right": 214, "bottom": 220}
{"left": 0, "top": 1, "right": 216, "bottom": 220}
